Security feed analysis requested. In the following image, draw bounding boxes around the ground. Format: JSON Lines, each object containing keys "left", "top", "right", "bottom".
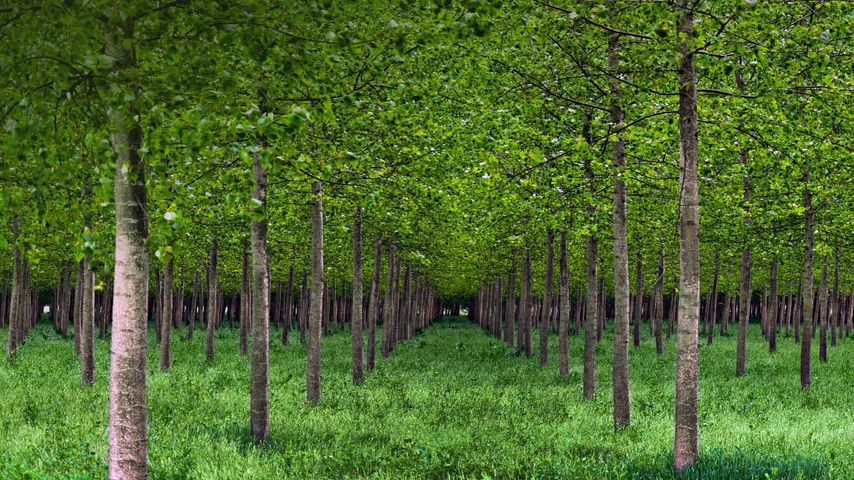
{"left": 0, "top": 318, "right": 851, "bottom": 479}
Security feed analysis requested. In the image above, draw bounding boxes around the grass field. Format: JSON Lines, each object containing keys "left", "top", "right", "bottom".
{"left": 1, "top": 318, "right": 852, "bottom": 479}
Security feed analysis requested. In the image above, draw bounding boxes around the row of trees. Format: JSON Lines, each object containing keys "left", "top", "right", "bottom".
{"left": 1, "top": 0, "right": 851, "bottom": 477}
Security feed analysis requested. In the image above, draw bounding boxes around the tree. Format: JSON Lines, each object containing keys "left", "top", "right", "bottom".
{"left": 673, "top": 0, "right": 701, "bottom": 472}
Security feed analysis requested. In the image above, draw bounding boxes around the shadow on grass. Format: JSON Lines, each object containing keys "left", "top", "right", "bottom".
{"left": 626, "top": 448, "right": 827, "bottom": 480}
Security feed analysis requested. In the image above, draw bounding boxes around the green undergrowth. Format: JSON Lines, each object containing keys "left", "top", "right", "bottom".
{"left": 0, "top": 317, "right": 851, "bottom": 479}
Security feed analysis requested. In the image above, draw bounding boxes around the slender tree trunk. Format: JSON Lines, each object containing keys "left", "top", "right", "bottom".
{"left": 800, "top": 169, "right": 814, "bottom": 389}
{"left": 707, "top": 250, "right": 719, "bottom": 345}
{"left": 818, "top": 258, "right": 828, "bottom": 363}
{"left": 540, "top": 230, "right": 553, "bottom": 367}
{"left": 736, "top": 149, "right": 751, "bottom": 377}
{"left": 306, "top": 181, "right": 324, "bottom": 404}
{"left": 106, "top": 16, "right": 149, "bottom": 477}
{"left": 632, "top": 253, "right": 643, "bottom": 349}
{"left": 240, "top": 243, "right": 250, "bottom": 356}
{"left": 769, "top": 257, "right": 778, "bottom": 353}
{"left": 583, "top": 210, "right": 598, "bottom": 400}
{"left": 608, "top": 31, "right": 630, "bottom": 426}
{"left": 674, "top": 2, "right": 701, "bottom": 471}
{"left": 366, "top": 237, "right": 381, "bottom": 372}
{"left": 505, "top": 256, "right": 516, "bottom": 347}
{"left": 654, "top": 246, "right": 665, "bottom": 355}
{"left": 74, "top": 259, "right": 84, "bottom": 356}
{"left": 5, "top": 217, "right": 21, "bottom": 360}
{"left": 188, "top": 270, "right": 198, "bottom": 341}
{"left": 299, "top": 270, "right": 308, "bottom": 344}
{"left": 830, "top": 249, "right": 838, "bottom": 347}
{"left": 0, "top": 272, "right": 7, "bottom": 330}
{"left": 249, "top": 151, "right": 270, "bottom": 443}
{"left": 206, "top": 238, "right": 218, "bottom": 360}
{"left": 382, "top": 243, "right": 396, "bottom": 358}
{"left": 282, "top": 265, "right": 294, "bottom": 345}
{"left": 351, "top": 209, "right": 364, "bottom": 385}
{"left": 159, "top": 259, "right": 173, "bottom": 371}
{"left": 559, "top": 234, "right": 570, "bottom": 379}
{"left": 154, "top": 268, "right": 162, "bottom": 345}
{"left": 520, "top": 254, "right": 532, "bottom": 357}
{"left": 667, "top": 282, "right": 677, "bottom": 339}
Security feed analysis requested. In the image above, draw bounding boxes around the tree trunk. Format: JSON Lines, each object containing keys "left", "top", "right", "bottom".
{"left": 159, "top": 259, "right": 173, "bottom": 371}
{"left": 818, "top": 259, "right": 828, "bottom": 363}
{"left": 351, "top": 209, "right": 364, "bottom": 385}
{"left": 654, "top": 246, "right": 665, "bottom": 355}
{"left": 106, "top": 15, "right": 149, "bottom": 477}
{"left": 382, "top": 243, "right": 396, "bottom": 358}
{"left": 608, "top": 30, "right": 630, "bottom": 426}
{"left": 800, "top": 169, "right": 814, "bottom": 389}
{"left": 283, "top": 265, "right": 294, "bottom": 344}
{"left": 558, "top": 234, "right": 570, "bottom": 380}
{"left": 520, "top": 253, "right": 532, "bottom": 357}
{"left": 240, "top": 243, "right": 250, "bottom": 356}
{"left": 674, "top": 2, "right": 701, "bottom": 471}
{"left": 74, "top": 259, "right": 84, "bottom": 356}
{"left": 583, "top": 222, "right": 598, "bottom": 400}
{"left": 736, "top": 149, "right": 751, "bottom": 377}
{"left": 0, "top": 272, "right": 7, "bottom": 330}
{"left": 540, "top": 230, "right": 553, "bottom": 367}
{"left": 707, "top": 250, "right": 719, "bottom": 345}
{"left": 769, "top": 257, "right": 778, "bottom": 353}
{"left": 5, "top": 217, "right": 21, "bottom": 359}
{"left": 249, "top": 151, "right": 270, "bottom": 443}
{"left": 633, "top": 253, "right": 643, "bottom": 349}
{"left": 830, "top": 249, "right": 838, "bottom": 347}
{"left": 206, "top": 238, "right": 218, "bottom": 360}
{"left": 366, "top": 237, "right": 382, "bottom": 372}
{"left": 505, "top": 256, "right": 516, "bottom": 347}
{"left": 306, "top": 181, "right": 324, "bottom": 404}
{"left": 188, "top": 270, "right": 198, "bottom": 341}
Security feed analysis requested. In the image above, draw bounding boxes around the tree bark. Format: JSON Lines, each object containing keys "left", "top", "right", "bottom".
{"left": 736, "top": 149, "right": 751, "bottom": 377}
{"left": 633, "top": 253, "right": 643, "bottom": 348}
{"left": 240, "top": 243, "right": 250, "bottom": 356}
{"left": 159, "top": 259, "right": 173, "bottom": 371}
{"left": 206, "top": 238, "right": 218, "bottom": 360}
{"left": 830, "top": 249, "right": 838, "bottom": 347}
{"left": 106, "top": 15, "right": 149, "bottom": 478}
{"left": 188, "top": 270, "right": 198, "bottom": 341}
{"left": 381, "top": 243, "right": 396, "bottom": 358}
{"left": 674, "top": 2, "right": 701, "bottom": 471}
{"left": 583, "top": 217, "right": 598, "bottom": 400}
{"left": 505, "top": 256, "right": 516, "bottom": 347}
{"left": 608, "top": 30, "right": 631, "bottom": 428}
{"left": 540, "top": 230, "right": 554, "bottom": 367}
{"left": 5, "top": 217, "right": 21, "bottom": 360}
{"left": 521, "top": 254, "right": 532, "bottom": 357}
{"left": 818, "top": 258, "right": 828, "bottom": 363}
{"left": 249, "top": 151, "right": 270, "bottom": 443}
{"left": 707, "top": 250, "right": 719, "bottom": 345}
{"left": 654, "top": 246, "right": 665, "bottom": 355}
{"left": 351, "top": 209, "right": 364, "bottom": 385}
{"left": 306, "top": 181, "right": 324, "bottom": 404}
{"left": 282, "top": 265, "right": 294, "bottom": 345}
{"left": 769, "top": 257, "right": 778, "bottom": 353}
{"left": 800, "top": 168, "right": 814, "bottom": 389}
{"left": 366, "top": 236, "right": 381, "bottom": 372}
{"left": 74, "top": 259, "right": 84, "bottom": 356}
{"left": 558, "top": 234, "right": 570, "bottom": 380}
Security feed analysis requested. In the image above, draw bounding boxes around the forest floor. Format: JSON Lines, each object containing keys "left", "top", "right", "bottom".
{"left": 0, "top": 318, "right": 852, "bottom": 479}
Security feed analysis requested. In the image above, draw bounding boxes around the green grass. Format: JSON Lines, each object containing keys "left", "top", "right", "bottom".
{"left": 0, "top": 318, "right": 852, "bottom": 479}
